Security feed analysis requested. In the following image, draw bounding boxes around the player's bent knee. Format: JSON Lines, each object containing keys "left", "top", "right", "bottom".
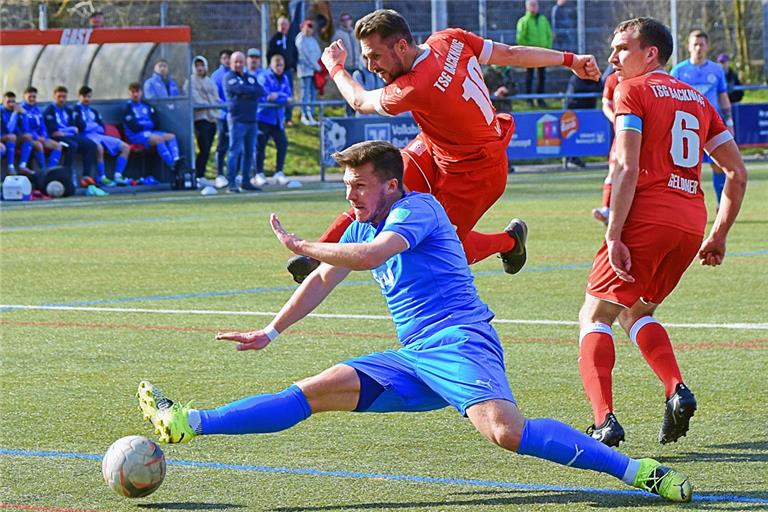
{"left": 467, "top": 399, "right": 525, "bottom": 451}
{"left": 295, "top": 364, "right": 360, "bottom": 414}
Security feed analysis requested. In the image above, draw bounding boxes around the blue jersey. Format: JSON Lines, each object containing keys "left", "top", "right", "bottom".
{"left": 122, "top": 100, "right": 156, "bottom": 138}
{"left": 211, "top": 64, "right": 230, "bottom": 119}
{"left": 42, "top": 104, "right": 78, "bottom": 137}
{"left": 20, "top": 102, "right": 47, "bottom": 138}
{"left": 670, "top": 59, "right": 727, "bottom": 108}
{"left": 1, "top": 107, "right": 20, "bottom": 135}
{"left": 340, "top": 192, "right": 493, "bottom": 346}
{"left": 74, "top": 103, "right": 105, "bottom": 135}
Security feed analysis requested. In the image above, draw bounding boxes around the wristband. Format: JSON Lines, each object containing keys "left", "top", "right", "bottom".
{"left": 562, "top": 51, "right": 574, "bottom": 68}
{"left": 329, "top": 63, "right": 344, "bottom": 79}
{"left": 264, "top": 324, "right": 280, "bottom": 342}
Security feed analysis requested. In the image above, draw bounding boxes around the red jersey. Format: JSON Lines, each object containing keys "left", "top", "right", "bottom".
{"left": 374, "top": 28, "right": 514, "bottom": 171}
{"left": 602, "top": 72, "right": 619, "bottom": 107}
{"left": 613, "top": 71, "right": 731, "bottom": 235}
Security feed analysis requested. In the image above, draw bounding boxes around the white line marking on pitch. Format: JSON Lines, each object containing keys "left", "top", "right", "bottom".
{"left": 2, "top": 304, "right": 767, "bottom": 330}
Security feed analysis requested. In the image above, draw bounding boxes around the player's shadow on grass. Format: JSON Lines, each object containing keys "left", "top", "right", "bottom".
{"left": 657, "top": 441, "right": 768, "bottom": 464}
{"left": 269, "top": 489, "right": 696, "bottom": 511}
{"left": 137, "top": 503, "right": 243, "bottom": 510}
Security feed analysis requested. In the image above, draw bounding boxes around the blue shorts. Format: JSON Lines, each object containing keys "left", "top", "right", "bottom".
{"left": 126, "top": 131, "right": 167, "bottom": 148}
{"left": 86, "top": 133, "right": 124, "bottom": 156}
{"left": 343, "top": 322, "right": 516, "bottom": 416}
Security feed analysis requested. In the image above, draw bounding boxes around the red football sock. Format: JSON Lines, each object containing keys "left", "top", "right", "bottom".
{"left": 317, "top": 209, "right": 355, "bottom": 243}
{"left": 578, "top": 327, "right": 615, "bottom": 425}
{"left": 631, "top": 317, "right": 682, "bottom": 398}
{"left": 601, "top": 182, "right": 612, "bottom": 208}
{"left": 462, "top": 230, "right": 516, "bottom": 265}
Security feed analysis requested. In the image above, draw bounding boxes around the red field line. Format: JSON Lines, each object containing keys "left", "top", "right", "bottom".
{"left": 0, "top": 504, "right": 101, "bottom": 512}
{"left": 1, "top": 319, "right": 766, "bottom": 350}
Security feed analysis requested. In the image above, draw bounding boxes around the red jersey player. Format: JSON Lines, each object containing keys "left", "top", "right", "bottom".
{"left": 578, "top": 17, "right": 747, "bottom": 448}
{"left": 592, "top": 69, "right": 620, "bottom": 225}
{"left": 285, "top": 8, "right": 600, "bottom": 283}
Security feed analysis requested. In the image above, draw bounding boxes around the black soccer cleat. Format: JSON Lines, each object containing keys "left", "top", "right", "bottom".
{"left": 586, "top": 412, "right": 626, "bottom": 447}
{"left": 659, "top": 383, "right": 697, "bottom": 444}
{"left": 287, "top": 255, "right": 320, "bottom": 284}
{"left": 499, "top": 218, "right": 528, "bottom": 275}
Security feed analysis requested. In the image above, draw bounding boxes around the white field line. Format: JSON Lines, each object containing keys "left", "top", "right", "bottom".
{"left": 2, "top": 304, "right": 767, "bottom": 330}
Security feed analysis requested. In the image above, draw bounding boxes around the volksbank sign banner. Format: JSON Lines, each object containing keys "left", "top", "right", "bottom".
{"left": 322, "top": 110, "right": 613, "bottom": 166}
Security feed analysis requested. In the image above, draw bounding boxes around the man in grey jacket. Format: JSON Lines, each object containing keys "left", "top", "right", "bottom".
{"left": 184, "top": 56, "right": 219, "bottom": 178}
{"left": 295, "top": 19, "right": 322, "bottom": 125}
{"left": 333, "top": 12, "right": 361, "bottom": 116}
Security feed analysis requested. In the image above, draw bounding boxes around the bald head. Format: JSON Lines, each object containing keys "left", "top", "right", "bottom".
{"left": 231, "top": 51, "right": 245, "bottom": 73}
{"left": 526, "top": 0, "right": 539, "bottom": 13}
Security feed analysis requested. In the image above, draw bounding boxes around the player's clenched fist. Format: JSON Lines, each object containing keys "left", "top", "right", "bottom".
{"left": 322, "top": 39, "right": 347, "bottom": 73}
{"left": 571, "top": 54, "right": 601, "bottom": 81}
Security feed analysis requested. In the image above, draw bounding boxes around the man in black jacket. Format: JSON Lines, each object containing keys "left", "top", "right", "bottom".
{"left": 43, "top": 85, "right": 98, "bottom": 183}
{"left": 267, "top": 16, "right": 298, "bottom": 125}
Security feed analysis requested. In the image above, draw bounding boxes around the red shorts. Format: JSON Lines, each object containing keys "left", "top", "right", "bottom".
{"left": 586, "top": 223, "right": 703, "bottom": 307}
{"left": 401, "top": 133, "right": 508, "bottom": 241}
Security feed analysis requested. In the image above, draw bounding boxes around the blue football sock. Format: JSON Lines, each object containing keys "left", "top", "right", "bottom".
{"left": 712, "top": 171, "right": 726, "bottom": 207}
{"left": 156, "top": 141, "right": 174, "bottom": 166}
{"left": 19, "top": 141, "right": 32, "bottom": 167}
{"left": 35, "top": 150, "right": 46, "bottom": 169}
{"left": 5, "top": 141, "right": 15, "bottom": 166}
{"left": 97, "top": 161, "right": 105, "bottom": 176}
{"left": 115, "top": 156, "right": 128, "bottom": 175}
{"left": 517, "top": 418, "right": 632, "bottom": 482}
{"left": 167, "top": 138, "right": 180, "bottom": 160}
{"left": 48, "top": 149, "right": 62, "bottom": 167}
{"left": 198, "top": 384, "right": 312, "bottom": 435}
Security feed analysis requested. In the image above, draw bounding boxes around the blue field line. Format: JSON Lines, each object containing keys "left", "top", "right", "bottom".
{"left": 0, "top": 448, "right": 765, "bottom": 504}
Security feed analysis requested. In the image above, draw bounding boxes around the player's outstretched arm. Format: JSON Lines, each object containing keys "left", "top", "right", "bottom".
{"left": 322, "top": 39, "right": 381, "bottom": 114}
{"left": 216, "top": 262, "right": 351, "bottom": 351}
{"left": 487, "top": 43, "right": 601, "bottom": 81}
{"left": 698, "top": 139, "right": 748, "bottom": 266}
{"left": 271, "top": 213, "right": 408, "bottom": 270}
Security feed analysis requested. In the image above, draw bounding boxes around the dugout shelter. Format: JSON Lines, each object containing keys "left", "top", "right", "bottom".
{"left": 0, "top": 26, "right": 194, "bottom": 181}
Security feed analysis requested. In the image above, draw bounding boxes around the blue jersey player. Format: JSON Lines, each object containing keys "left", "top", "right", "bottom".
{"left": 671, "top": 30, "right": 734, "bottom": 207}
{"left": 123, "top": 82, "right": 182, "bottom": 172}
{"left": 138, "top": 141, "right": 692, "bottom": 503}
{"left": 21, "top": 87, "right": 63, "bottom": 171}
{"left": 75, "top": 86, "right": 130, "bottom": 185}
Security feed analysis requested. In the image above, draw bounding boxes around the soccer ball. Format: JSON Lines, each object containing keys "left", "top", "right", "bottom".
{"left": 45, "top": 180, "right": 65, "bottom": 198}
{"left": 102, "top": 435, "right": 166, "bottom": 498}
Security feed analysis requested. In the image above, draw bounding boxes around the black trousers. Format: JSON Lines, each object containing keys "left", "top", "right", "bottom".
{"left": 525, "top": 67, "right": 547, "bottom": 97}
{"left": 58, "top": 135, "right": 98, "bottom": 178}
{"left": 194, "top": 119, "right": 216, "bottom": 177}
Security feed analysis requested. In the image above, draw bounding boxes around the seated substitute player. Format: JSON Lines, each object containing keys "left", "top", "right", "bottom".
{"left": 1, "top": 91, "right": 22, "bottom": 174}
{"left": 43, "top": 86, "right": 99, "bottom": 183}
{"left": 138, "top": 140, "right": 692, "bottom": 503}
{"left": 285, "top": 8, "right": 601, "bottom": 284}
{"left": 123, "top": 82, "right": 183, "bottom": 173}
{"left": 21, "top": 87, "right": 63, "bottom": 171}
{"left": 74, "top": 86, "right": 131, "bottom": 185}
{"left": 577, "top": 18, "right": 747, "bottom": 448}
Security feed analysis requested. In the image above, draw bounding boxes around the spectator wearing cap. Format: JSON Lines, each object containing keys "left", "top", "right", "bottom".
{"left": 184, "top": 55, "right": 219, "bottom": 178}
{"left": 253, "top": 54, "right": 292, "bottom": 187}
{"left": 268, "top": 16, "right": 298, "bottom": 126}
{"left": 295, "top": 18, "right": 322, "bottom": 125}
{"left": 223, "top": 51, "right": 264, "bottom": 192}
{"left": 247, "top": 48, "right": 265, "bottom": 83}
{"left": 718, "top": 53, "right": 743, "bottom": 104}
{"left": 144, "top": 59, "right": 181, "bottom": 99}
{"left": 332, "top": 12, "right": 361, "bottom": 116}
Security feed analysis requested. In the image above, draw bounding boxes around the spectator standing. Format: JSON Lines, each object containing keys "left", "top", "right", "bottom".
{"left": 717, "top": 53, "right": 743, "bottom": 104}
{"left": 211, "top": 49, "right": 233, "bottom": 184}
{"left": 143, "top": 59, "right": 181, "bottom": 99}
{"left": 43, "top": 86, "right": 98, "bottom": 184}
{"left": 224, "top": 51, "right": 264, "bottom": 193}
{"left": 268, "top": 16, "right": 298, "bottom": 126}
{"left": 88, "top": 11, "right": 105, "bottom": 28}
{"left": 246, "top": 48, "right": 265, "bottom": 83}
{"left": 185, "top": 55, "right": 219, "bottom": 179}
{"left": 333, "top": 12, "right": 362, "bottom": 116}
{"left": 74, "top": 85, "right": 131, "bottom": 186}
{"left": 254, "top": 54, "right": 292, "bottom": 187}
{"left": 671, "top": 30, "right": 734, "bottom": 208}
{"left": 21, "top": 86, "right": 63, "bottom": 171}
{"left": 516, "top": 0, "right": 553, "bottom": 107}
{"left": 550, "top": 0, "right": 576, "bottom": 51}
{"left": 296, "top": 19, "right": 322, "bottom": 125}
{"left": 123, "top": 82, "right": 183, "bottom": 175}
